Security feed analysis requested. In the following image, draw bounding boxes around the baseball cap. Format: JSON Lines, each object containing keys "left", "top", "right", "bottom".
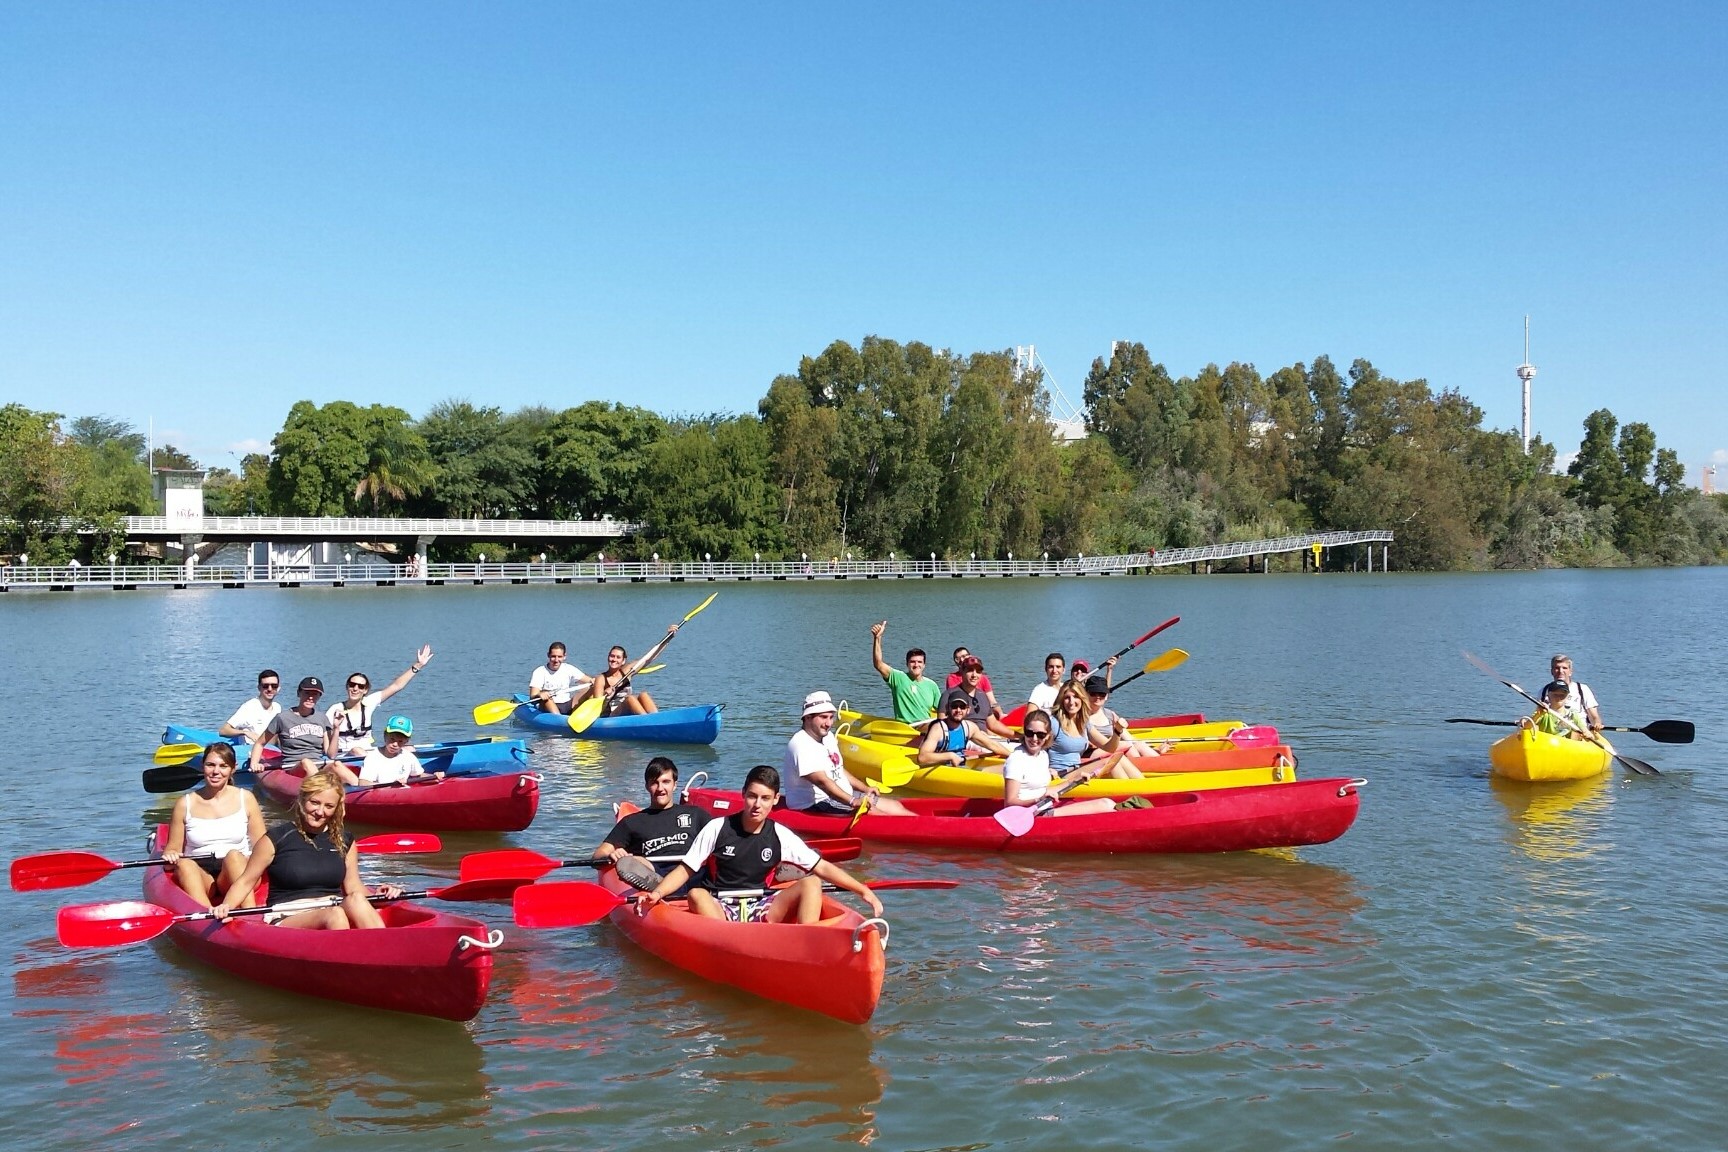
{"left": 1071, "top": 660, "right": 1091, "bottom": 674}
{"left": 802, "top": 690, "right": 837, "bottom": 717}
{"left": 297, "top": 676, "right": 324, "bottom": 695}
{"left": 943, "top": 688, "right": 973, "bottom": 711}
{"left": 1542, "top": 681, "right": 1569, "bottom": 697}
{"left": 385, "top": 715, "right": 413, "bottom": 736}
{"left": 959, "top": 656, "right": 984, "bottom": 672}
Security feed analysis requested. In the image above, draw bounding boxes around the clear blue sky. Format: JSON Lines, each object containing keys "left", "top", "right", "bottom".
{"left": 2, "top": 3, "right": 1723, "bottom": 481}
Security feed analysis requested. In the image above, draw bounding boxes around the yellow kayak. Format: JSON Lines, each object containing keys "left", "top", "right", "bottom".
{"left": 1488, "top": 727, "right": 1614, "bottom": 782}
{"left": 836, "top": 726, "right": 1298, "bottom": 798}
{"left": 837, "top": 709, "right": 1249, "bottom": 750}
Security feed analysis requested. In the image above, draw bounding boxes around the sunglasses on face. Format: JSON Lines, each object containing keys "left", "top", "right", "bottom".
{"left": 348, "top": 681, "right": 368, "bottom": 690}
{"left": 1022, "top": 729, "right": 1050, "bottom": 740}
{"left": 259, "top": 683, "right": 279, "bottom": 691}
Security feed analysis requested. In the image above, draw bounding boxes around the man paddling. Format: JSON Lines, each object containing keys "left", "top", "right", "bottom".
{"left": 1549, "top": 654, "right": 1603, "bottom": 733}
{"left": 785, "top": 691, "right": 915, "bottom": 816}
{"left": 219, "top": 669, "right": 282, "bottom": 741}
{"left": 592, "top": 757, "right": 708, "bottom": 894}
{"left": 637, "top": 764, "right": 882, "bottom": 924}
{"left": 529, "top": 642, "right": 589, "bottom": 714}
{"left": 869, "top": 620, "right": 942, "bottom": 725}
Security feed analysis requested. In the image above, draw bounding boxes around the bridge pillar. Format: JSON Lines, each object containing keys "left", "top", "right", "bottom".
{"left": 416, "top": 536, "right": 434, "bottom": 563}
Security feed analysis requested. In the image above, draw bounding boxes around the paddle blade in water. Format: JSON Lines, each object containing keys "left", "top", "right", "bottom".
{"left": 471, "top": 699, "right": 519, "bottom": 726}
{"left": 512, "top": 881, "right": 624, "bottom": 929}
{"left": 11, "top": 852, "right": 119, "bottom": 892}
{"left": 869, "top": 878, "right": 959, "bottom": 890}
{"left": 993, "top": 805, "right": 1037, "bottom": 837}
{"left": 1639, "top": 720, "right": 1694, "bottom": 744}
{"left": 567, "top": 697, "right": 605, "bottom": 734}
{"left": 428, "top": 877, "right": 533, "bottom": 902}
{"left": 57, "top": 901, "right": 178, "bottom": 949}
{"left": 460, "top": 849, "right": 562, "bottom": 882}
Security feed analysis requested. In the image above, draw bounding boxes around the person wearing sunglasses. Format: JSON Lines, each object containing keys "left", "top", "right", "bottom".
{"left": 251, "top": 676, "right": 340, "bottom": 775}
{"left": 218, "top": 668, "right": 284, "bottom": 742}
{"left": 326, "top": 644, "right": 434, "bottom": 756}
{"left": 918, "top": 688, "right": 1014, "bottom": 767}
{"left": 1001, "top": 711, "right": 1123, "bottom": 818}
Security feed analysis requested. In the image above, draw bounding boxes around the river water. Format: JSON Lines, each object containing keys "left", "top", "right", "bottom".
{"left": 3, "top": 568, "right": 1726, "bottom": 1150}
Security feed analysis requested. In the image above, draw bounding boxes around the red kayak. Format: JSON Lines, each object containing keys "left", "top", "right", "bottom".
{"left": 598, "top": 867, "right": 885, "bottom": 1024}
{"left": 687, "top": 778, "right": 1363, "bottom": 855}
{"left": 256, "top": 768, "right": 541, "bottom": 832}
{"left": 140, "top": 842, "right": 499, "bottom": 1021}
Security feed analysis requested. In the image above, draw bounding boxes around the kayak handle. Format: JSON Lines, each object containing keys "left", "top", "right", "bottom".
{"left": 681, "top": 771, "right": 709, "bottom": 802}
{"left": 511, "top": 745, "right": 532, "bottom": 765}
{"left": 458, "top": 930, "right": 504, "bottom": 951}
{"left": 518, "top": 774, "right": 543, "bottom": 790}
{"left": 1340, "top": 778, "right": 1368, "bottom": 796}
{"left": 853, "top": 917, "right": 890, "bottom": 953}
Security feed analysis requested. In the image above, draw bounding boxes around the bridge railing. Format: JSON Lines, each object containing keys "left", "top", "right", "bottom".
{"left": 115, "top": 515, "right": 638, "bottom": 538}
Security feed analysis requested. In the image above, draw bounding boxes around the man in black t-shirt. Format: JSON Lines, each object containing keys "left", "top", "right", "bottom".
{"left": 593, "top": 757, "right": 707, "bottom": 892}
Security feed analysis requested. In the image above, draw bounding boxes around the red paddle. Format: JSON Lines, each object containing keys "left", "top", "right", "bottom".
{"left": 513, "top": 877, "right": 958, "bottom": 930}
{"left": 11, "top": 832, "right": 443, "bottom": 892}
{"left": 460, "top": 837, "right": 862, "bottom": 882}
{"left": 1002, "top": 616, "right": 1181, "bottom": 727}
{"left": 55, "top": 877, "right": 507, "bottom": 949}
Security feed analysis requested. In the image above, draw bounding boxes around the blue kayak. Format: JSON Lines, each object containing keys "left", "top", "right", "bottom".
{"left": 163, "top": 724, "right": 529, "bottom": 774}
{"left": 507, "top": 695, "right": 722, "bottom": 744}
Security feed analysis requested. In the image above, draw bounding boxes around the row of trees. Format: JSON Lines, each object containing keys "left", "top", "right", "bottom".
{"left": 3, "top": 338, "right": 1723, "bottom": 568}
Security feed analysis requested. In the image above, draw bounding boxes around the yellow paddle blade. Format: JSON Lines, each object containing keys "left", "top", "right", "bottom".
{"left": 568, "top": 696, "right": 605, "bottom": 734}
{"left": 683, "top": 592, "right": 719, "bottom": 621}
{"left": 1141, "top": 648, "right": 1190, "bottom": 674}
{"left": 471, "top": 698, "right": 520, "bottom": 726}
{"left": 863, "top": 719, "right": 922, "bottom": 741}
{"left": 876, "top": 756, "right": 917, "bottom": 788}
{"left": 636, "top": 664, "right": 664, "bottom": 675}
{"left": 153, "top": 742, "right": 206, "bottom": 765}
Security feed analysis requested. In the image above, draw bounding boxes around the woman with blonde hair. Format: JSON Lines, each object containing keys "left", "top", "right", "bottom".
{"left": 213, "top": 771, "right": 400, "bottom": 929}
{"left": 1051, "top": 681, "right": 1144, "bottom": 780}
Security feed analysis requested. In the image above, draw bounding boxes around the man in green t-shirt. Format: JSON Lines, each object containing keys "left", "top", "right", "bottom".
{"left": 870, "top": 620, "right": 943, "bottom": 725}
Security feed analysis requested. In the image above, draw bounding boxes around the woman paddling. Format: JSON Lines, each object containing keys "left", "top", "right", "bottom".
{"left": 1001, "top": 710, "right": 1123, "bottom": 818}
{"left": 636, "top": 764, "right": 882, "bottom": 925}
{"left": 161, "top": 742, "right": 267, "bottom": 908}
{"left": 212, "top": 771, "right": 401, "bottom": 929}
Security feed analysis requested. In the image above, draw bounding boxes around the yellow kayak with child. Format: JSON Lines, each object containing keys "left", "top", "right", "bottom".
{"left": 1488, "top": 727, "right": 1613, "bottom": 782}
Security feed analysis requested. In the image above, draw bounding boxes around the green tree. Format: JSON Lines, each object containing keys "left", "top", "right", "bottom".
{"left": 0, "top": 404, "right": 80, "bottom": 559}
{"left": 630, "top": 416, "right": 783, "bottom": 559}
{"left": 413, "top": 400, "right": 535, "bottom": 518}
{"left": 538, "top": 402, "right": 666, "bottom": 519}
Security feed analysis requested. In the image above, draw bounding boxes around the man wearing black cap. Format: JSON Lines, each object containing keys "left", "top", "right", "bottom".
{"left": 250, "top": 676, "right": 339, "bottom": 774}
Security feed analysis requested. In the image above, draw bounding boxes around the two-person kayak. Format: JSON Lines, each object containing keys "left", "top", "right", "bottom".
{"left": 507, "top": 696, "right": 723, "bottom": 744}
{"left": 1488, "top": 728, "right": 1614, "bottom": 782}
{"left": 596, "top": 866, "right": 885, "bottom": 1024}
{"left": 139, "top": 830, "right": 500, "bottom": 1020}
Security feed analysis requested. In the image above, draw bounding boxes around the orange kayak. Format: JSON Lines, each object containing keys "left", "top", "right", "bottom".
{"left": 599, "top": 868, "right": 885, "bottom": 1024}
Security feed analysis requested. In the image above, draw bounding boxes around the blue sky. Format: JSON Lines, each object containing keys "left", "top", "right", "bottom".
{"left": 2, "top": 3, "right": 1723, "bottom": 482}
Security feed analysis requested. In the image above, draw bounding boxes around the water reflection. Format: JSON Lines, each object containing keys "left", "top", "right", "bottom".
{"left": 1491, "top": 772, "right": 1613, "bottom": 863}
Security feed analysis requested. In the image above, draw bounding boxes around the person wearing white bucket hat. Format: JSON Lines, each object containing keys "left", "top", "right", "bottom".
{"left": 782, "top": 691, "right": 915, "bottom": 816}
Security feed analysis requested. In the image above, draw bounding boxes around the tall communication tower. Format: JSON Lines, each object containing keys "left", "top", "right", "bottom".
{"left": 1516, "top": 316, "right": 1537, "bottom": 455}
{"left": 1014, "top": 345, "right": 1088, "bottom": 441}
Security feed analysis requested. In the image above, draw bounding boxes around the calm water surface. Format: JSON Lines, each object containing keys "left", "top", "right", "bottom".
{"left": 3, "top": 569, "right": 1726, "bottom": 1149}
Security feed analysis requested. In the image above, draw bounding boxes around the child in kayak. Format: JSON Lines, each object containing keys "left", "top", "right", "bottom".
{"left": 331, "top": 715, "right": 445, "bottom": 787}
{"left": 212, "top": 770, "right": 403, "bottom": 929}
{"left": 593, "top": 756, "right": 709, "bottom": 893}
{"left": 635, "top": 764, "right": 883, "bottom": 924}
{"left": 1520, "top": 681, "right": 1590, "bottom": 739}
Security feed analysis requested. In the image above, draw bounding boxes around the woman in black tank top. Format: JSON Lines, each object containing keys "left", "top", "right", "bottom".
{"left": 212, "top": 770, "right": 401, "bottom": 929}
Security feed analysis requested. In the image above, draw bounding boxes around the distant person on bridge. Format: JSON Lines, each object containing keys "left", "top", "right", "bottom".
{"left": 869, "top": 620, "right": 942, "bottom": 725}
{"left": 529, "top": 642, "right": 589, "bottom": 714}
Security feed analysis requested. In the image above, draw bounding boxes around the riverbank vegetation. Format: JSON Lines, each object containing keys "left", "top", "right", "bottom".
{"left": 3, "top": 339, "right": 1723, "bottom": 568}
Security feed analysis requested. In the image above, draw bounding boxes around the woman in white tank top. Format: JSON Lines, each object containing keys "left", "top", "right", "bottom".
{"left": 162, "top": 743, "right": 267, "bottom": 908}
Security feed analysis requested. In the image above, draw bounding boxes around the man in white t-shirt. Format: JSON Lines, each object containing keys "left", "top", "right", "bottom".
{"left": 529, "top": 642, "right": 589, "bottom": 714}
{"left": 220, "top": 669, "right": 283, "bottom": 741}
{"left": 1025, "top": 652, "right": 1066, "bottom": 713}
{"left": 1549, "top": 654, "right": 1603, "bottom": 732}
{"left": 782, "top": 691, "right": 915, "bottom": 816}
